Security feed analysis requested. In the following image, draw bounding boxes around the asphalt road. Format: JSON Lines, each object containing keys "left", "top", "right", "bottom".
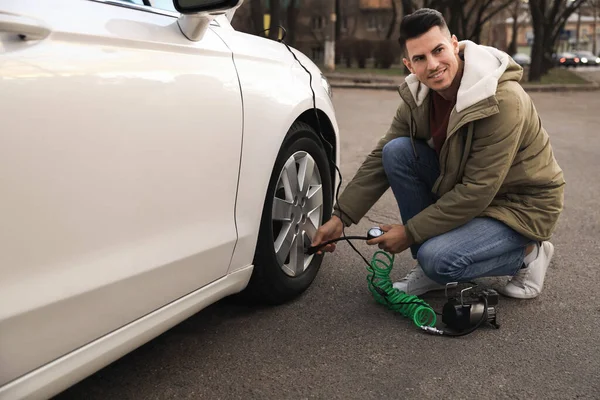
{"left": 55, "top": 89, "right": 600, "bottom": 400}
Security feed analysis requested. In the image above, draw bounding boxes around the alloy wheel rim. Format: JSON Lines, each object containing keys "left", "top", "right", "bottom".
{"left": 271, "top": 151, "right": 323, "bottom": 277}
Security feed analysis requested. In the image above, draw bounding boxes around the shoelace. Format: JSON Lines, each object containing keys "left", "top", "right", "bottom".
{"left": 509, "top": 267, "right": 530, "bottom": 288}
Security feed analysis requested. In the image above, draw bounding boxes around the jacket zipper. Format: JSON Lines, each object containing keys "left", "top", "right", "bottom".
{"left": 410, "top": 115, "right": 419, "bottom": 160}
{"left": 432, "top": 121, "right": 476, "bottom": 195}
{"left": 432, "top": 117, "right": 455, "bottom": 195}
{"left": 457, "top": 123, "right": 474, "bottom": 178}
{"left": 432, "top": 153, "right": 446, "bottom": 195}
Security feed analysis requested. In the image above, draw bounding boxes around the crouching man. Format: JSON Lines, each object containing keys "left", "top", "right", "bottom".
{"left": 311, "top": 8, "right": 565, "bottom": 299}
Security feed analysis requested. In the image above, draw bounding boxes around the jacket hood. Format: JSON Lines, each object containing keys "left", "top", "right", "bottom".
{"left": 403, "top": 41, "right": 523, "bottom": 113}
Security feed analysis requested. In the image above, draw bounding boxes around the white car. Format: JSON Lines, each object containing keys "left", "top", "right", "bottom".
{"left": 0, "top": 0, "right": 339, "bottom": 398}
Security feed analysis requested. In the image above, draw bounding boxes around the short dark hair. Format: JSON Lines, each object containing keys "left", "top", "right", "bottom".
{"left": 399, "top": 8, "right": 449, "bottom": 56}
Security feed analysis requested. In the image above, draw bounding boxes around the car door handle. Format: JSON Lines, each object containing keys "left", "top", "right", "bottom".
{"left": 0, "top": 12, "right": 51, "bottom": 41}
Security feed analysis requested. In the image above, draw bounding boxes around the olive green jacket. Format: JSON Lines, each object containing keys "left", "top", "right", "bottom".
{"left": 334, "top": 41, "right": 565, "bottom": 244}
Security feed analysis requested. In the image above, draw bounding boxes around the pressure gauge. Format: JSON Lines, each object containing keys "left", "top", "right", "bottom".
{"left": 367, "top": 227, "right": 384, "bottom": 239}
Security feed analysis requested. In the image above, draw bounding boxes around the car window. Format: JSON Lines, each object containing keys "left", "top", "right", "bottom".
{"left": 147, "top": 0, "right": 220, "bottom": 25}
{"left": 151, "top": 0, "right": 176, "bottom": 12}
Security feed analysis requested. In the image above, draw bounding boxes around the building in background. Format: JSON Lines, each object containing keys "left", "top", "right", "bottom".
{"left": 232, "top": 0, "right": 399, "bottom": 66}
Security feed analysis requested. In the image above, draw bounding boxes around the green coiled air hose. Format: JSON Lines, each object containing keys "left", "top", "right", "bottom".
{"left": 366, "top": 250, "right": 437, "bottom": 328}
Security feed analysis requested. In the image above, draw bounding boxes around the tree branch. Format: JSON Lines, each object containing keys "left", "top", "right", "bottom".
{"left": 551, "top": 0, "right": 586, "bottom": 39}
{"left": 548, "top": 0, "right": 561, "bottom": 22}
{"left": 386, "top": 0, "right": 399, "bottom": 39}
{"left": 479, "top": 0, "right": 515, "bottom": 26}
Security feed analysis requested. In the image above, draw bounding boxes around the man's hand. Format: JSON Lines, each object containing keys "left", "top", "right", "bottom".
{"left": 311, "top": 215, "right": 344, "bottom": 254}
{"left": 366, "top": 224, "right": 413, "bottom": 254}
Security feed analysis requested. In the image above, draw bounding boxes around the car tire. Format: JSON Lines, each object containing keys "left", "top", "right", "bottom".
{"left": 245, "top": 121, "right": 333, "bottom": 305}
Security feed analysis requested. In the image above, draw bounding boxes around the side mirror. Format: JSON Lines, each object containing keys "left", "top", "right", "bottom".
{"left": 174, "top": 0, "right": 242, "bottom": 15}
{"left": 173, "top": 0, "right": 242, "bottom": 41}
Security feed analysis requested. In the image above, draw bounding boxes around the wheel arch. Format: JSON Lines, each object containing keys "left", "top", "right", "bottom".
{"left": 294, "top": 109, "right": 337, "bottom": 191}
{"left": 226, "top": 105, "right": 339, "bottom": 278}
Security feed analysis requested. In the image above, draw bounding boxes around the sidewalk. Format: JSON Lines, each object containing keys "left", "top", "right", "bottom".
{"left": 325, "top": 70, "right": 600, "bottom": 92}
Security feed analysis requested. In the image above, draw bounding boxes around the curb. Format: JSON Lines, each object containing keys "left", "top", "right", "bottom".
{"left": 520, "top": 83, "right": 600, "bottom": 92}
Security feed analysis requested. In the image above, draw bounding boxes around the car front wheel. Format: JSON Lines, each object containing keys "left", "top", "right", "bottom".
{"left": 246, "top": 122, "right": 333, "bottom": 304}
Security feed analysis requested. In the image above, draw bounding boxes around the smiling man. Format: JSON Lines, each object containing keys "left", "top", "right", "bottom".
{"left": 311, "top": 8, "right": 565, "bottom": 299}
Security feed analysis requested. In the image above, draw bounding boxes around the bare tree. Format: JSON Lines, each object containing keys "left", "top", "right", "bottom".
{"left": 383, "top": 0, "right": 415, "bottom": 40}
{"left": 335, "top": 0, "right": 342, "bottom": 43}
{"left": 286, "top": 0, "right": 300, "bottom": 46}
{"left": 268, "top": 0, "right": 282, "bottom": 40}
{"left": 528, "top": 0, "right": 586, "bottom": 82}
{"left": 250, "top": 0, "right": 266, "bottom": 36}
{"left": 433, "top": 0, "right": 515, "bottom": 42}
{"left": 575, "top": 6, "right": 582, "bottom": 48}
{"left": 507, "top": 0, "right": 522, "bottom": 55}
{"left": 589, "top": 0, "right": 599, "bottom": 54}
{"left": 386, "top": 0, "right": 399, "bottom": 39}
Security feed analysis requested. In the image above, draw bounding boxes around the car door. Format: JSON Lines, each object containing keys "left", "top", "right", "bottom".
{"left": 0, "top": 0, "right": 242, "bottom": 385}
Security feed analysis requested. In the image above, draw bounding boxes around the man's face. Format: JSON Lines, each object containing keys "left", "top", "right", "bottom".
{"left": 402, "top": 26, "right": 460, "bottom": 92}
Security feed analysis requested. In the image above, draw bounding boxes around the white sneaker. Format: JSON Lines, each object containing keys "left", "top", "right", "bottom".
{"left": 498, "top": 241, "right": 554, "bottom": 299}
{"left": 392, "top": 264, "right": 446, "bottom": 296}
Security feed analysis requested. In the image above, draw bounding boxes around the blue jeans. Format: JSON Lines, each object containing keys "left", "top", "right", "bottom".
{"left": 381, "top": 137, "right": 531, "bottom": 284}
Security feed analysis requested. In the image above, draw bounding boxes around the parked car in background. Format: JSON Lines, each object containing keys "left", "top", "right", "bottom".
{"left": 554, "top": 52, "right": 580, "bottom": 67}
{"left": 573, "top": 50, "right": 600, "bottom": 67}
{"left": 0, "top": 0, "right": 339, "bottom": 398}
{"left": 512, "top": 53, "right": 531, "bottom": 67}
